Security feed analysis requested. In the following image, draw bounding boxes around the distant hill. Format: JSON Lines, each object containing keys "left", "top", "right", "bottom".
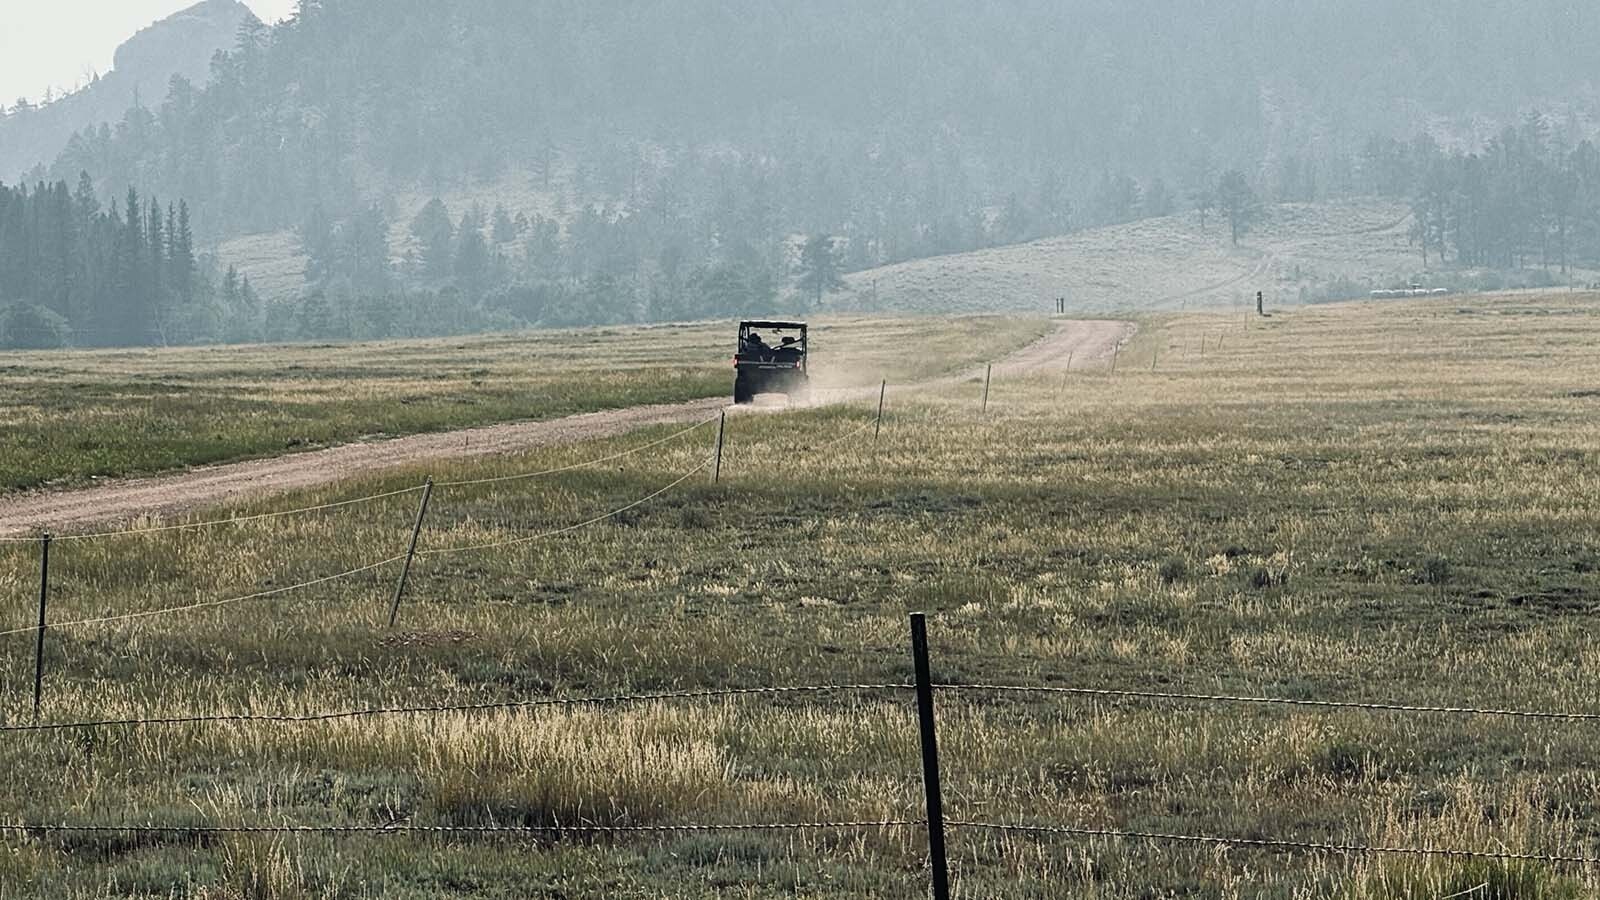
{"left": 842, "top": 199, "right": 1424, "bottom": 315}
{"left": 7, "top": 1, "right": 1600, "bottom": 348}
{"left": 0, "top": 0, "right": 255, "bottom": 182}
{"left": 32, "top": 1, "right": 1600, "bottom": 248}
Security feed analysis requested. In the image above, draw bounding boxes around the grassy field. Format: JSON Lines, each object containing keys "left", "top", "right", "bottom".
{"left": 0, "top": 315, "right": 1045, "bottom": 493}
{"left": 6, "top": 295, "right": 1600, "bottom": 896}
{"left": 845, "top": 198, "right": 1423, "bottom": 316}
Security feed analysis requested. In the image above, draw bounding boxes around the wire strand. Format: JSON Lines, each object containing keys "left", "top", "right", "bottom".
{"left": 807, "top": 415, "right": 877, "bottom": 451}
{"left": 947, "top": 820, "right": 1598, "bottom": 865}
{"left": 0, "top": 556, "right": 405, "bottom": 637}
{"left": 936, "top": 683, "right": 1600, "bottom": 722}
{"left": 418, "top": 458, "right": 711, "bottom": 556}
{"left": 1, "top": 684, "right": 914, "bottom": 732}
{"left": 4, "top": 819, "right": 919, "bottom": 836}
{"left": 435, "top": 416, "right": 720, "bottom": 488}
{"left": 0, "top": 485, "right": 425, "bottom": 543}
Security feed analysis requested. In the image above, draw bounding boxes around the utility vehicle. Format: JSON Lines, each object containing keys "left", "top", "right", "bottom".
{"left": 733, "top": 320, "right": 809, "bottom": 404}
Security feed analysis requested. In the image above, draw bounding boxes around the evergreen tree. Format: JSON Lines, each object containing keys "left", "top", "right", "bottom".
{"left": 300, "top": 204, "right": 336, "bottom": 283}
{"left": 119, "top": 187, "right": 148, "bottom": 344}
{"left": 454, "top": 206, "right": 491, "bottom": 298}
{"left": 409, "top": 198, "right": 454, "bottom": 280}
{"left": 491, "top": 204, "right": 518, "bottom": 243}
{"left": 1215, "top": 170, "right": 1259, "bottom": 246}
{"left": 795, "top": 234, "right": 846, "bottom": 309}
{"left": 147, "top": 196, "right": 167, "bottom": 342}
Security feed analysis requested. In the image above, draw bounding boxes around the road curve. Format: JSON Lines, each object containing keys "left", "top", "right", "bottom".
{"left": 0, "top": 319, "right": 1129, "bottom": 536}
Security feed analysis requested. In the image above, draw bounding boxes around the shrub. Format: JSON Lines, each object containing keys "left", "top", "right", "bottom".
{"left": 1419, "top": 556, "right": 1452, "bottom": 587}
{"left": 0, "top": 301, "right": 69, "bottom": 349}
{"left": 1157, "top": 555, "right": 1190, "bottom": 584}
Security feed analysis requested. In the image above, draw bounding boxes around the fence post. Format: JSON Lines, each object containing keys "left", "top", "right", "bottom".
{"left": 875, "top": 380, "right": 887, "bottom": 441}
{"left": 981, "top": 364, "right": 992, "bottom": 414}
{"left": 32, "top": 533, "right": 51, "bottom": 720}
{"left": 1111, "top": 346, "right": 1119, "bottom": 374}
{"left": 909, "top": 612, "right": 951, "bottom": 900}
{"left": 1066, "top": 349, "right": 1074, "bottom": 371}
{"left": 388, "top": 479, "right": 434, "bottom": 627}
{"left": 713, "top": 410, "right": 727, "bottom": 483}
{"left": 1151, "top": 347, "right": 1159, "bottom": 371}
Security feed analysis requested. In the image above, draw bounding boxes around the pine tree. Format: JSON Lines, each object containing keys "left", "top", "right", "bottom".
{"left": 120, "top": 187, "right": 148, "bottom": 344}
{"left": 795, "top": 234, "right": 845, "bottom": 309}
{"left": 148, "top": 197, "right": 166, "bottom": 342}
{"left": 1215, "top": 170, "right": 1258, "bottom": 246}
{"left": 300, "top": 204, "right": 336, "bottom": 283}
{"left": 173, "top": 201, "right": 195, "bottom": 303}
{"left": 454, "top": 206, "right": 490, "bottom": 298}
{"left": 491, "top": 204, "right": 517, "bottom": 243}
{"left": 409, "top": 198, "right": 454, "bottom": 280}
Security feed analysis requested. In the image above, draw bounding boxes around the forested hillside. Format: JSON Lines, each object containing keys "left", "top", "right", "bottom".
{"left": 5, "top": 0, "right": 1600, "bottom": 346}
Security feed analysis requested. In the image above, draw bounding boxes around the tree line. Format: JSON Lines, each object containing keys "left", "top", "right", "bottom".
{"left": 0, "top": 176, "right": 217, "bottom": 348}
{"left": 1367, "top": 118, "right": 1600, "bottom": 273}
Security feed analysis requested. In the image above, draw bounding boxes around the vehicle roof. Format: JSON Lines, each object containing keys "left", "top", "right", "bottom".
{"left": 739, "top": 320, "right": 807, "bottom": 329}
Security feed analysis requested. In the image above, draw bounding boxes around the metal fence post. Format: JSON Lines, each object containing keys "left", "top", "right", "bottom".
{"left": 981, "top": 364, "right": 992, "bottom": 414}
{"left": 875, "top": 380, "right": 887, "bottom": 441}
{"left": 32, "top": 533, "right": 51, "bottom": 720}
{"left": 713, "top": 410, "right": 727, "bottom": 483}
{"left": 388, "top": 479, "right": 434, "bottom": 627}
{"left": 909, "top": 612, "right": 951, "bottom": 900}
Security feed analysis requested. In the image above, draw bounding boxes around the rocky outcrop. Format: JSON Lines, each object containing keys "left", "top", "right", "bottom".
{"left": 0, "top": 0, "right": 256, "bottom": 181}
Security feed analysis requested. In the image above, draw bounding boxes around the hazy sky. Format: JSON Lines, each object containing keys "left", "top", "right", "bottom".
{"left": 1, "top": 0, "right": 298, "bottom": 103}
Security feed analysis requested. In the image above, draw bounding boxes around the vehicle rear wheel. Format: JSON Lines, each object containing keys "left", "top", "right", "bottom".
{"left": 733, "top": 373, "right": 754, "bottom": 404}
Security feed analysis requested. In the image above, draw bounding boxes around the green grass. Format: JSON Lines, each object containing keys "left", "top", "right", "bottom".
{"left": 0, "top": 315, "right": 1046, "bottom": 493}
{"left": 5, "top": 295, "right": 1600, "bottom": 896}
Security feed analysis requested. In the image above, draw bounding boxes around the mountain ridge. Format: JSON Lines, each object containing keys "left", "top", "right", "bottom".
{"left": 0, "top": 0, "right": 255, "bottom": 182}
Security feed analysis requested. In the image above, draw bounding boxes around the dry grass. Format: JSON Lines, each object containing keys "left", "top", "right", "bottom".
{"left": 5, "top": 294, "right": 1600, "bottom": 896}
{"left": 845, "top": 197, "right": 1419, "bottom": 315}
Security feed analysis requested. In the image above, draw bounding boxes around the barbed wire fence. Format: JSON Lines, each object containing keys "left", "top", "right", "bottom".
{"left": 8, "top": 611, "right": 1600, "bottom": 896}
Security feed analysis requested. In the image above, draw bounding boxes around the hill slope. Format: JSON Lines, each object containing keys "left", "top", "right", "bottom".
{"left": 0, "top": 0, "right": 254, "bottom": 182}
{"left": 844, "top": 199, "right": 1420, "bottom": 314}
{"left": 36, "top": 2, "right": 1600, "bottom": 253}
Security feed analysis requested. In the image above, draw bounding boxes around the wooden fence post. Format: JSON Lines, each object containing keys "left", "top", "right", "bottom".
{"left": 875, "top": 380, "right": 887, "bottom": 441}
{"left": 32, "top": 533, "right": 51, "bottom": 720}
{"left": 388, "top": 479, "right": 434, "bottom": 627}
{"left": 910, "top": 613, "right": 951, "bottom": 900}
{"left": 713, "top": 410, "right": 727, "bottom": 483}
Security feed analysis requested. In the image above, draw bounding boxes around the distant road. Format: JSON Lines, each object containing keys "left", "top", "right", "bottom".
{"left": 0, "top": 319, "right": 1131, "bottom": 536}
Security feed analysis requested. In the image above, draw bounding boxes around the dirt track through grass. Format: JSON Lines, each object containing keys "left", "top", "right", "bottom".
{"left": 0, "top": 316, "right": 1064, "bottom": 536}
{"left": 0, "top": 317, "right": 1106, "bottom": 537}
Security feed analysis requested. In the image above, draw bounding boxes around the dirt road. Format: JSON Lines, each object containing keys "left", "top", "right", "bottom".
{"left": 0, "top": 319, "right": 1128, "bottom": 536}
